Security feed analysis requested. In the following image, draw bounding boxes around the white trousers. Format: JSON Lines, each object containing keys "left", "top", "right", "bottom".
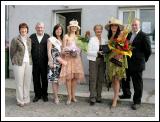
{"left": 13, "top": 62, "right": 32, "bottom": 104}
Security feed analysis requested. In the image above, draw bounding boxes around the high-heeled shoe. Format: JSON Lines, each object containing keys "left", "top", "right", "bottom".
{"left": 111, "top": 99, "right": 117, "bottom": 108}
{"left": 72, "top": 98, "right": 78, "bottom": 103}
{"left": 66, "top": 100, "right": 71, "bottom": 105}
{"left": 54, "top": 98, "right": 59, "bottom": 104}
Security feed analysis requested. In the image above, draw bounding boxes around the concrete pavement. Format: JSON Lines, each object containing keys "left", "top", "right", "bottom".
{"left": 4, "top": 78, "right": 156, "bottom": 118}
{"left": 5, "top": 78, "right": 155, "bottom": 104}
{"left": 5, "top": 88, "right": 155, "bottom": 117}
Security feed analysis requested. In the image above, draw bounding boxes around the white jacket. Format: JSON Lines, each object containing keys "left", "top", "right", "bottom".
{"left": 87, "top": 36, "right": 106, "bottom": 61}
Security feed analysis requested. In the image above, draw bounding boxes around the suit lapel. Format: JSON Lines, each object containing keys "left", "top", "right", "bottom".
{"left": 132, "top": 30, "right": 141, "bottom": 43}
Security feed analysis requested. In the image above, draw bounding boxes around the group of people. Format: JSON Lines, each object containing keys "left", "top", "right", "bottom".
{"left": 10, "top": 17, "right": 151, "bottom": 110}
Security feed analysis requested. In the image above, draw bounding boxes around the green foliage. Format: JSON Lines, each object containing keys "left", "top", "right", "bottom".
{"left": 76, "top": 36, "right": 89, "bottom": 53}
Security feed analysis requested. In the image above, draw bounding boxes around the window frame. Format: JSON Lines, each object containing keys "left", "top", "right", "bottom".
{"left": 118, "top": 6, "right": 155, "bottom": 50}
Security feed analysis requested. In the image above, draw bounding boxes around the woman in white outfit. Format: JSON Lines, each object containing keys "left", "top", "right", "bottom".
{"left": 10, "top": 23, "right": 32, "bottom": 107}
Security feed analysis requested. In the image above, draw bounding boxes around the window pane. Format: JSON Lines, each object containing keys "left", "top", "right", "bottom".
{"left": 140, "top": 9, "right": 155, "bottom": 44}
{"left": 123, "top": 11, "right": 135, "bottom": 25}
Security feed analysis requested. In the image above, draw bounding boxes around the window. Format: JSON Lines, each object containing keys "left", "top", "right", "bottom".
{"left": 119, "top": 6, "right": 155, "bottom": 49}
{"left": 140, "top": 9, "right": 155, "bottom": 47}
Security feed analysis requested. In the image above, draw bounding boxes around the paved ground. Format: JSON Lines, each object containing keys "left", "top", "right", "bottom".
{"left": 4, "top": 78, "right": 156, "bottom": 118}
{"left": 5, "top": 78, "right": 155, "bottom": 104}
{"left": 5, "top": 88, "right": 155, "bottom": 117}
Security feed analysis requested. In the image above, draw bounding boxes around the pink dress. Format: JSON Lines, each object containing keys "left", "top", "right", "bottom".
{"left": 59, "top": 40, "right": 85, "bottom": 84}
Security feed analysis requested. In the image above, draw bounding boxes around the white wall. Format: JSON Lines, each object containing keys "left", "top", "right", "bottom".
{"left": 143, "top": 52, "right": 155, "bottom": 79}
{"left": 8, "top": 5, "right": 155, "bottom": 79}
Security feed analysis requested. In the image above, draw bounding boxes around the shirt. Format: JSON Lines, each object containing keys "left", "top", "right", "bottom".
{"left": 36, "top": 33, "right": 44, "bottom": 43}
{"left": 130, "top": 29, "right": 140, "bottom": 43}
{"left": 21, "top": 36, "right": 29, "bottom": 63}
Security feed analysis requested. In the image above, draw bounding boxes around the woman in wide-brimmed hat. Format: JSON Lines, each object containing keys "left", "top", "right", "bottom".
{"left": 105, "top": 17, "right": 128, "bottom": 109}
{"left": 105, "top": 17, "right": 124, "bottom": 31}
{"left": 59, "top": 20, "right": 85, "bottom": 105}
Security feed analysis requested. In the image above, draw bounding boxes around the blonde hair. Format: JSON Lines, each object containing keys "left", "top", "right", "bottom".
{"left": 67, "top": 26, "right": 80, "bottom": 36}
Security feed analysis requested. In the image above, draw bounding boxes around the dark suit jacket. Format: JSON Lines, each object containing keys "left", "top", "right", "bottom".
{"left": 30, "top": 33, "right": 50, "bottom": 66}
{"left": 127, "top": 30, "right": 152, "bottom": 72}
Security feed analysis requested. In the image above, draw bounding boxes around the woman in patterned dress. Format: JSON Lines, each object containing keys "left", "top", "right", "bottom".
{"left": 47, "top": 24, "right": 67, "bottom": 104}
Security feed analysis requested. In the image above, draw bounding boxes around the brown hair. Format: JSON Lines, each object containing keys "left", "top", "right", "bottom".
{"left": 19, "top": 23, "right": 29, "bottom": 33}
{"left": 53, "top": 24, "right": 63, "bottom": 40}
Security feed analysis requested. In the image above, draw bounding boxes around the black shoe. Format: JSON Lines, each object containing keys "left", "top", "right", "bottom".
{"left": 42, "top": 96, "right": 48, "bottom": 102}
{"left": 119, "top": 94, "right": 131, "bottom": 99}
{"left": 131, "top": 104, "right": 141, "bottom": 110}
{"left": 33, "top": 96, "right": 41, "bottom": 102}
{"left": 90, "top": 101, "right": 95, "bottom": 106}
{"left": 96, "top": 99, "right": 102, "bottom": 103}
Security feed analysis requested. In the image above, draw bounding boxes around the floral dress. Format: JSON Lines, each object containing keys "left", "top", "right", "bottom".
{"left": 48, "top": 47, "right": 62, "bottom": 83}
{"left": 47, "top": 36, "right": 62, "bottom": 83}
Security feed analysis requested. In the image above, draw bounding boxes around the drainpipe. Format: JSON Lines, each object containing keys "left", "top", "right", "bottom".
{"left": 5, "top": 5, "right": 9, "bottom": 78}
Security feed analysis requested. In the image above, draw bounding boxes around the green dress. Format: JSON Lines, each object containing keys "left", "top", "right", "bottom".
{"left": 105, "top": 51, "right": 128, "bottom": 81}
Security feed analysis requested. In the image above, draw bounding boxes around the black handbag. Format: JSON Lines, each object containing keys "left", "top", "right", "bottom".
{"left": 110, "top": 57, "right": 122, "bottom": 67}
{"left": 101, "top": 44, "right": 111, "bottom": 54}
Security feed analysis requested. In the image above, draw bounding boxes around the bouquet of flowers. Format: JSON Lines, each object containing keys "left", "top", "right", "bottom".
{"left": 76, "top": 35, "right": 89, "bottom": 54}
{"left": 108, "top": 26, "right": 133, "bottom": 57}
{"left": 63, "top": 43, "right": 80, "bottom": 57}
{"left": 107, "top": 26, "right": 133, "bottom": 67}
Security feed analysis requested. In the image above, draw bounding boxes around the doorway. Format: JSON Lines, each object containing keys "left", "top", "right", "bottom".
{"left": 53, "top": 9, "right": 81, "bottom": 36}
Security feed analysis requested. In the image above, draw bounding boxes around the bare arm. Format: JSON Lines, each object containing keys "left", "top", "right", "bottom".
{"left": 62, "top": 34, "right": 68, "bottom": 48}
{"left": 62, "top": 34, "right": 70, "bottom": 55}
{"left": 47, "top": 39, "right": 54, "bottom": 67}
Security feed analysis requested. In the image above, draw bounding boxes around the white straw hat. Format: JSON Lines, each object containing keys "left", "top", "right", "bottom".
{"left": 67, "top": 20, "right": 80, "bottom": 30}
{"left": 105, "top": 17, "right": 124, "bottom": 30}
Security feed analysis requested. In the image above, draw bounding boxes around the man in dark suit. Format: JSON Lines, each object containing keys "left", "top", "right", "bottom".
{"left": 123, "top": 18, "right": 152, "bottom": 110}
{"left": 30, "top": 22, "right": 50, "bottom": 102}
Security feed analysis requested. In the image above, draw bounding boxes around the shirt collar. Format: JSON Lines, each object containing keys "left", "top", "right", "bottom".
{"left": 36, "top": 33, "right": 44, "bottom": 37}
{"left": 132, "top": 29, "right": 140, "bottom": 35}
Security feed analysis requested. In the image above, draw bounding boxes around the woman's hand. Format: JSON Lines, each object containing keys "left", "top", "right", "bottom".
{"left": 62, "top": 47, "right": 71, "bottom": 56}
{"left": 48, "top": 61, "right": 55, "bottom": 69}
{"left": 97, "top": 51, "right": 104, "bottom": 55}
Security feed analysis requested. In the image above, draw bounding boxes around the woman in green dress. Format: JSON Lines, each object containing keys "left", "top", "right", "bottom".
{"left": 105, "top": 18, "right": 128, "bottom": 108}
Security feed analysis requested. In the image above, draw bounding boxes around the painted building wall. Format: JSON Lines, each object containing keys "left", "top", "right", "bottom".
{"left": 8, "top": 5, "right": 155, "bottom": 79}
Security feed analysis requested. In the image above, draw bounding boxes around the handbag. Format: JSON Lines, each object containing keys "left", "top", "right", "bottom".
{"left": 110, "top": 57, "right": 122, "bottom": 67}
{"left": 101, "top": 44, "right": 111, "bottom": 54}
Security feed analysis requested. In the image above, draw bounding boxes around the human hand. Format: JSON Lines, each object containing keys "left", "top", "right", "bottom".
{"left": 97, "top": 51, "right": 104, "bottom": 55}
